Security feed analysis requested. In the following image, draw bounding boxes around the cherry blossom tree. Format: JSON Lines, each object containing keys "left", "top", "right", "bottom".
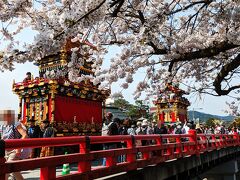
{"left": 0, "top": 0, "right": 239, "bottom": 103}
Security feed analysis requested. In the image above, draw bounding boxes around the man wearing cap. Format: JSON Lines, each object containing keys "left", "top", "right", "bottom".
{"left": 27, "top": 119, "right": 41, "bottom": 138}
{"left": 27, "top": 118, "right": 41, "bottom": 158}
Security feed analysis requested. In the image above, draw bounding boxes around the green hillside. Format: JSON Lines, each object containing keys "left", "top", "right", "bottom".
{"left": 188, "top": 111, "right": 235, "bottom": 122}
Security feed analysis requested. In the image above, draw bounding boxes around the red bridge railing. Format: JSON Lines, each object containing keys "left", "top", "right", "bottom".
{"left": 0, "top": 130, "right": 239, "bottom": 180}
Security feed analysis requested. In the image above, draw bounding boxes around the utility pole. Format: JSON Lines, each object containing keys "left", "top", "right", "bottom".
{"left": 192, "top": 108, "right": 203, "bottom": 123}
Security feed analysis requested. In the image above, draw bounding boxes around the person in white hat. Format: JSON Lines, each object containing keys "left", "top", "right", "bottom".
{"left": 142, "top": 119, "right": 148, "bottom": 126}
{"left": 136, "top": 121, "right": 143, "bottom": 135}
{"left": 141, "top": 119, "right": 153, "bottom": 146}
{"left": 136, "top": 121, "right": 142, "bottom": 127}
{"left": 136, "top": 119, "right": 154, "bottom": 136}
{"left": 142, "top": 119, "right": 153, "bottom": 134}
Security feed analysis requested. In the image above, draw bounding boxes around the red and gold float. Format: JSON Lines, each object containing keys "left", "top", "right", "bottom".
{"left": 12, "top": 39, "right": 110, "bottom": 136}
{"left": 154, "top": 83, "right": 190, "bottom": 124}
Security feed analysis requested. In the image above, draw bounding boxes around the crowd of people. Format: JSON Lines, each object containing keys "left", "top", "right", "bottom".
{"left": 101, "top": 112, "right": 240, "bottom": 164}
{"left": 101, "top": 112, "right": 239, "bottom": 138}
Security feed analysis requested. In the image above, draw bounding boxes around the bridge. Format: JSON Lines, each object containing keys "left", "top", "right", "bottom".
{"left": 0, "top": 130, "right": 240, "bottom": 180}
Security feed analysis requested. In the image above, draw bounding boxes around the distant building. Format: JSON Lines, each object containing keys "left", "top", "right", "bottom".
{"left": 105, "top": 106, "right": 128, "bottom": 120}
{"left": 104, "top": 98, "right": 128, "bottom": 120}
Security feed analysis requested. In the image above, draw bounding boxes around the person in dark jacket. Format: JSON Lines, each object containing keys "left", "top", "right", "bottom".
{"left": 40, "top": 119, "right": 55, "bottom": 157}
{"left": 27, "top": 119, "right": 41, "bottom": 158}
{"left": 154, "top": 123, "right": 168, "bottom": 134}
{"left": 108, "top": 118, "right": 120, "bottom": 135}
{"left": 27, "top": 119, "right": 41, "bottom": 138}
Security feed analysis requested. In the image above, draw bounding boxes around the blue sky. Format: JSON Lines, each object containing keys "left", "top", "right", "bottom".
{"left": 0, "top": 27, "right": 232, "bottom": 116}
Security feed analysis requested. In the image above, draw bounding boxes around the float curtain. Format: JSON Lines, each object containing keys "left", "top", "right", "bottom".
{"left": 54, "top": 95, "right": 102, "bottom": 123}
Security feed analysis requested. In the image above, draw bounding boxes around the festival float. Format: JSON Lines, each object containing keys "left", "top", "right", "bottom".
{"left": 154, "top": 83, "right": 190, "bottom": 124}
{"left": 12, "top": 39, "right": 110, "bottom": 136}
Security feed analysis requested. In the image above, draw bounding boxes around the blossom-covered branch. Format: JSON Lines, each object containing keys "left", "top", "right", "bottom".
{"left": 213, "top": 54, "right": 240, "bottom": 96}
{"left": 168, "top": 41, "right": 239, "bottom": 72}
{"left": 0, "top": 0, "right": 239, "bottom": 101}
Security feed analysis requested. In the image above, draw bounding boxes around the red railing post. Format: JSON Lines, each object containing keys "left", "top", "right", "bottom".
{"left": 211, "top": 135, "right": 216, "bottom": 150}
{"left": 143, "top": 151, "right": 150, "bottom": 160}
{"left": 78, "top": 136, "right": 91, "bottom": 173}
{"left": 201, "top": 135, "right": 208, "bottom": 152}
{"left": 106, "top": 143, "right": 117, "bottom": 167}
{"left": 40, "top": 166, "right": 56, "bottom": 180}
{"left": 166, "top": 137, "right": 172, "bottom": 156}
{"left": 188, "top": 130, "right": 198, "bottom": 155}
{"left": 217, "top": 135, "right": 221, "bottom": 148}
{"left": 175, "top": 135, "right": 182, "bottom": 155}
{"left": 155, "top": 135, "right": 162, "bottom": 156}
{"left": 143, "top": 138, "right": 151, "bottom": 160}
{"left": 183, "top": 140, "right": 188, "bottom": 153}
{"left": 213, "top": 135, "right": 217, "bottom": 149}
{"left": 225, "top": 135, "right": 230, "bottom": 147}
{"left": 221, "top": 135, "right": 226, "bottom": 147}
{"left": 126, "top": 136, "right": 136, "bottom": 163}
{"left": 233, "top": 132, "right": 239, "bottom": 146}
{"left": 219, "top": 134, "right": 223, "bottom": 148}
{"left": 0, "top": 140, "right": 6, "bottom": 180}
{"left": 229, "top": 135, "right": 233, "bottom": 146}
{"left": 156, "top": 135, "right": 162, "bottom": 145}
